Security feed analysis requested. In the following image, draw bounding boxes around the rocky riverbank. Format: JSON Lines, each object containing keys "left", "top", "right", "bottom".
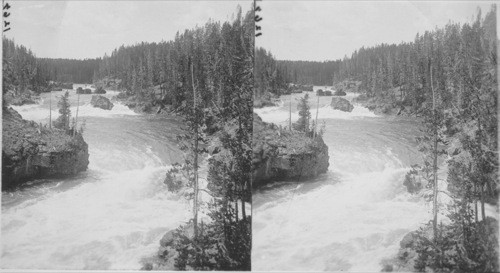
{"left": 2, "top": 107, "right": 89, "bottom": 190}
{"left": 382, "top": 217, "right": 499, "bottom": 272}
{"left": 254, "top": 91, "right": 281, "bottom": 108}
{"left": 3, "top": 90, "right": 40, "bottom": 106}
{"left": 252, "top": 113, "right": 329, "bottom": 189}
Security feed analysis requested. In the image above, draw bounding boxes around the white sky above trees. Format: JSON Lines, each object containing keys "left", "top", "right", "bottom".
{"left": 5, "top": 0, "right": 250, "bottom": 59}
{"left": 257, "top": 1, "right": 497, "bottom": 61}
{"left": 5, "top": 1, "right": 497, "bottom": 61}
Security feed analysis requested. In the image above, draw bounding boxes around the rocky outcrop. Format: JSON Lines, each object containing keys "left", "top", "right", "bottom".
{"left": 382, "top": 218, "right": 499, "bottom": 272}
{"left": 4, "top": 90, "right": 39, "bottom": 106}
{"left": 90, "top": 95, "right": 114, "bottom": 110}
{"left": 2, "top": 108, "right": 89, "bottom": 190}
{"left": 254, "top": 91, "right": 280, "bottom": 108}
{"left": 141, "top": 223, "right": 195, "bottom": 271}
{"left": 252, "top": 113, "right": 329, "bottom": 189}
{"left": 330, "top": 97, "right": 354, "bottom": 112}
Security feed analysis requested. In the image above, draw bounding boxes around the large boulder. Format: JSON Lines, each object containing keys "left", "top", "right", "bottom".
{"left": 403, "top": 168, "right": 425, "bottom": 194}
{"left": 252, "top": 113, "right": 329, "bottom": 189}
{"left": 330, "top": 97, "right": 354, "bottom": 112}
{"left": 90, "top": 95, "right": 114, "bottom": 110}
{"left": 2, "top": 108, "right": 89, "bottom": 190}
{"left": 333, "top": 90, "right": 346, "bottom": 96}
{"left": 76, "top": 87, "right": 92, "bottom": 94}
{"left": 93, "top": 86, "right": 107, "bottom": 94}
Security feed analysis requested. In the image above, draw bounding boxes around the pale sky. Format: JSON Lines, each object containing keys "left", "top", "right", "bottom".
{"left": 5, "top": 0, "right": 251, "bottom": 59}
{"left": 257, "top": 1, "right": 497, "bottom": 61}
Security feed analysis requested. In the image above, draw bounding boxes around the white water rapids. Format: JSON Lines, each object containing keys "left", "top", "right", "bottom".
{"left": 253, "top": 88, "right": 433, "bottom": 271}
{"left": 1, "top": 85, "right": 191, "bottom": 270}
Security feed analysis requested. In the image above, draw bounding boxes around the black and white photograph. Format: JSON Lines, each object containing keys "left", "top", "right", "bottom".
{"left": 2, "top": 0, "right": 499, "bottom": 272}
{"left": 2, "top": 1, "right": 252, "bottom": 270}
{"left": 253, "top": 1, "right": 498, "bottom": 272}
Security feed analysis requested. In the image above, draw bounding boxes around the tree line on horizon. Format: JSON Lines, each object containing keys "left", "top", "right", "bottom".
{"left": 2, "top": 38, "right": 99, "bottom": 96}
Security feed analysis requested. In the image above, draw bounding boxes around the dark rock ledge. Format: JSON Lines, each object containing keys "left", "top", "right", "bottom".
{"left": 252, "top": 113, "right": 329, "bottom": 189}
{"left": 2, "top": 107, "right": 89, "bottom": 190}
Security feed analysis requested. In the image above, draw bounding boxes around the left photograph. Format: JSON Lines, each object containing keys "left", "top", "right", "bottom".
{"left": 1, "top": 1, "right": 253, "bottom": 271}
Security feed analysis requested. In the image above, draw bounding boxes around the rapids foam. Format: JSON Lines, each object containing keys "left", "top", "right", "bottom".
{"left": 10, "top": 103, "right": 59, "bottom": 122}
{"left": 1, "top": 165, "right": 190, "bottom": 270}
{"left": 253, "top": 96, "right": 431, "bottom": 271}
{"left": 254, "top": 93, "right": 378, "bottom": 126}
{"left": 253, "top": 156, "right": 431, "bottom": 271}
{"left": 11, "top": 102, "right": 137, "bottom": 123}
{"left": 2, "top": 98, "right": 187, "bottom": 270}
{"left": 70, "top": 103, "right": 138, "bottom": 118}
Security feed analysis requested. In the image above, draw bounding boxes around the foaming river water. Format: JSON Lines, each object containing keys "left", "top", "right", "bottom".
{"left": 253, "top": 88, "right": 432, "bottom": 271}
{"left": 2, "top": 85, "right": 190, "bottom": 270}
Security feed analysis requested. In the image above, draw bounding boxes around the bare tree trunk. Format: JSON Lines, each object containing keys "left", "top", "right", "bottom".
{"left": 289, "top": 93, "right": 292, "bottom": 131}
{"left": 191, "top": 63, "right": 199, "bottom": 238}
{"left": 49, "top": 91, "right": 52, "bottom": 129}
{"left": 477, "top": 113, "right": 486, "bottom": 221}
{"left": 430, "top": 61, "right": 439, "bottom": 240}
{"left": 474, "top": 183, "right": 479, "bottom": 223}
{"left": 235, "top": 200, "right": 239, "bottom": 224}
{"left": 241, "top": 199, "right": 246, "bottom": 221}
{"left": 313, "top": 93, "right": 319, "bottom": 139}
{"left": 481, "top": 184, "right": 486, "bottom": 220}
{"left": 74, "top": 93, "right": 80, "bottom": 137}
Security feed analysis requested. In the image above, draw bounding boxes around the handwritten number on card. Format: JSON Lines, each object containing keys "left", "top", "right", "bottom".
{"left": 254, "top": 0, "right": 262, "bottom": 36}
{"left": 3, "top": 1, "right": 11, "bottom": 32}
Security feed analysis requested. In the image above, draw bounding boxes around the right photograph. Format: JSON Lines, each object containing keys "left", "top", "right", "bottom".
{"left": 252, "top": 1, "right": 498, "bottom": 272}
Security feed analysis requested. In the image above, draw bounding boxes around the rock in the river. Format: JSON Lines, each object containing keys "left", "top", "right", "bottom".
{"left": 2, "top": 107, "right": 89, "bottom": 190}
{"left": 252, "top": 113, "right": 329, "bottom": 189}
{"left": 403, "top": 169, "right": 425, "bottom": 194}
{"left": 330, "top": 97, "right": 354, "bottom": 112}
{"left": 90, "top": 95, "right": 114, "bottom": 110}
{"left": 76, "top": 87, "right": 92, "bottom": 94}
{"left": 333, "top": 90, "right": 346, "bottom": 96}
{"left": 93, "top": 86, "right": 107, "bottom": 94}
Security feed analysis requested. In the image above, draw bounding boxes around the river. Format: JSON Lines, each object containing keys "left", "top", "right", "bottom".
{"left": 2, "top": 85, "right": 190, "bottom": 270}
{"left": 253, "top": 87, "right": 432, "bottom": 271}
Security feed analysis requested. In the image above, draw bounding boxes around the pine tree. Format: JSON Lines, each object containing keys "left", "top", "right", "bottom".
{"left": 294, "top": 93, "right": 311, "bottom": 133}
{"left": 53, "top": 91, "right": 71, "bottom": 133}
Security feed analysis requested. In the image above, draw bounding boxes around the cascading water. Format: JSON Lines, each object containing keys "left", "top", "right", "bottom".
{"left": 253, "top": 87, "right": 432, "bottom": 271}
{"left": 2, "top": 85, "right": 190, "bottom": 270}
